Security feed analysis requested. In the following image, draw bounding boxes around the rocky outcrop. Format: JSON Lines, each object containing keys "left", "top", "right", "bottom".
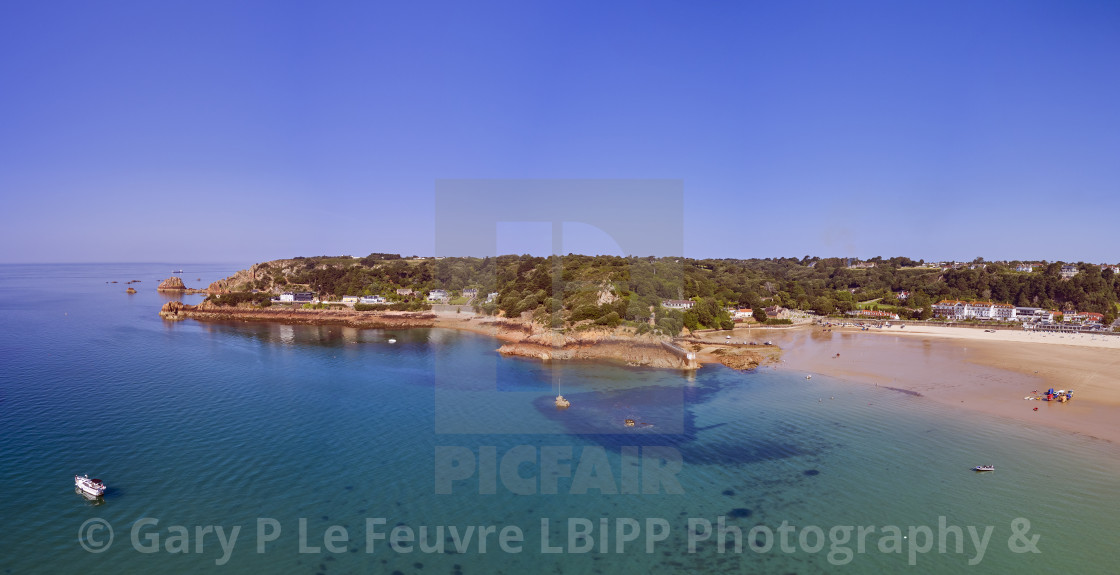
{"left": 158, "top": 276, "right": 210, "bottom": 294}
{"left": 159, "top": 301, "right": 189, "bottom": 321}
{"left": 207, "top": 260, "right": 305, "bottom": 293}
{"left": 157, "top": 277, "right": 186, "bottom": 291}
{"left": 491, "top": 327, "right": 697, "bottom": 369}
{"left": 126, "top": 287, "right": 137, "bottom": 294}
{"left": 497, "top": 340, "right": 689, "bottom": 368}
{"left": 207, "top": 264, "right": 261, "bottom": 293}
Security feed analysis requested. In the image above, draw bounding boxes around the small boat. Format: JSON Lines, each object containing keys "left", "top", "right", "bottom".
{"left": 555, "top": 395, "right": 570, "bottom": 408}
{"left": 172, "top": 269, "right": 184, "bottom": 274}
{"left": 388, "top": 338, "right": 397, "bottom": 344}
{"left": 624, "top": 419, "right": 636, "bottom": 427}
{"left": 75, "top": 474, "right": 106, "bottom": 497}
{"left": 973, "top": 465, "right": 994, "bottom": 472}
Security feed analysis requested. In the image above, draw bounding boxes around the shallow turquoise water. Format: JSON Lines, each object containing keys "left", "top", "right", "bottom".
{"left": 1, "top": 264, "right": 1118, "bottom": 574}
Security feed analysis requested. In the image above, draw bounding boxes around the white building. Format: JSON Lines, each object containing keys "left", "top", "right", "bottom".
{"left": 1013, "top": 307, "right": 1055, "bottom": 323}
{"left": 934, "top": 300, "right": 1009, "bottom": 321}
{"left": 427, "top": 289, "right": 449, "bottom": 302}
{"left": 662, "top": 299, "right": 695, "bottom": 310}
{"left": 341, "top": 296, "right": 359, "bottom": 304}
{"left": 1060, "top": 265, "right": 1079, "bottom": 278}
{"left": 359, "top": 295, "right": 386, "bottom": 304}
{"left": 933, "top": 300, "right": 966, "bottom": 319}
{"left": 280, "top": 292, "right": 295, "bottom": 302}
{"left": 733, "top": 308, "right": 754, "bottom": 319}
{"left": 964, "top": 301, "right": 994, "bottom": 320}
{"left": 486, "top": 292, "right": 499, "bottom": 303}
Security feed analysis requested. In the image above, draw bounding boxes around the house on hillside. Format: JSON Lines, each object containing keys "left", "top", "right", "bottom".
{"left": 1060, "top": 265, "right": 1079, "bottom": 279}
{"left": 662, "top": 299, "right": 694, "bottom": 310}
{"left": 341, "top": 296, "right": 359, "bottom": 304}
{"left": 462, "top": 288, "right": 478, "bottom": 299}
{"left": 486, "top": 292, "right": 499, "bottom": 303}
{"left": 396, "top": 288, "right": 414, "bottom": 296}
{"left": 733, "top": 308, "right": 754, "bottom": 320}
{"left": 427, "top": 289, "right": 448, "bottom": 302}
{"left": 764, "top": 305, "right": 788, "bottom": 319}
{"left": 360, "top": 295, "right": 387, "bottom": 304}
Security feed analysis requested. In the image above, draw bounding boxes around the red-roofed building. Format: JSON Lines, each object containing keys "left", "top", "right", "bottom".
{"left": 733, "top": 308, "right": 753, "bottom": 320}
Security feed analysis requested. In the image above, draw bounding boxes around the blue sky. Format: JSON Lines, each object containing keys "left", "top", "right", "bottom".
{"left": 1, "top": 1, "right": 1117, "bottom": 264}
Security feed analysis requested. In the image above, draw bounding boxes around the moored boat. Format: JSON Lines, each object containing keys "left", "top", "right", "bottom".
{"left": 973, "top": 465, "right": 994, "bottom": 472}
{"left": 75, "top": 474, "right": 106, "bottom": 497}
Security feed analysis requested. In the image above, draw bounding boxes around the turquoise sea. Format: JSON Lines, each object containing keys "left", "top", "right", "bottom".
{"left": 1, "top": 264, "right": 1118, "bottom": 574}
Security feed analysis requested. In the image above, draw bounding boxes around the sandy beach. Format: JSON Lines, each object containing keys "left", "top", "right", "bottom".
{"left": 694, "top": 323, "right": 1120, "bottom": 444}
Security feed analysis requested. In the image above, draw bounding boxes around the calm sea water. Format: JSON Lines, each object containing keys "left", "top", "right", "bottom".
{"left": 1, "top": 264, "right": 1118, "bottom": 574}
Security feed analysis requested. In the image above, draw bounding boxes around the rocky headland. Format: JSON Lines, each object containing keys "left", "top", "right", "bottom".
{"left": 158, "top": 301, "right": 779, "bottom": 371}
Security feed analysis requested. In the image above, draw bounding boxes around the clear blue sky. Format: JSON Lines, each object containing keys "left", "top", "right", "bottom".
{"left": 1, "top": 1, "right": 1117, "bottom": 264}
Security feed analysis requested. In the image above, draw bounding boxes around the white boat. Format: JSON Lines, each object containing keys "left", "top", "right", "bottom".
{"left": 973, "top": 465, "right": 994, "bottom": 472}
{"left": 555, "top": 395, "right": 570, "bottom": 408}
{"left": 75, "top": 474, "right": 106, "bottom": 497}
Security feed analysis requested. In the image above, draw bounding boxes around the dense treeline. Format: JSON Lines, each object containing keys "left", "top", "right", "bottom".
{"left": 234, "top": 254, "right": 1120, "bottom": 332}
{"left": 203, "top": 292, "right": 274, "bottom": 307}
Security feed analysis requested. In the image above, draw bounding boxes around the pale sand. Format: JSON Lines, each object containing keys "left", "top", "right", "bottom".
{"left": 695, "top": 324, "right": 1120, "bottom": 443}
